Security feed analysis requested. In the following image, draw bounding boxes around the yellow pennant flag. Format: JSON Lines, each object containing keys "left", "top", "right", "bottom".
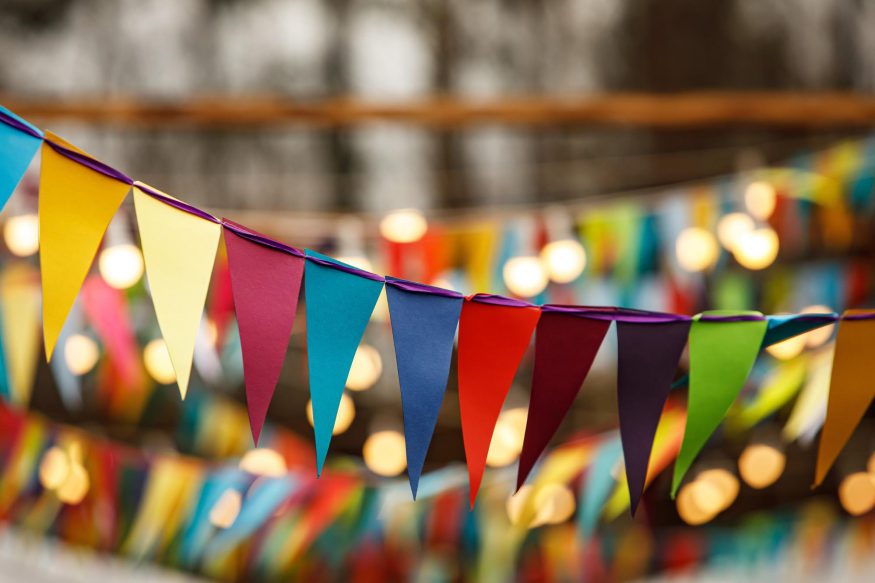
{"left": 39, "top": 132, "right": 130, "bottom": 359}
{"left": 133, "top": 184, "right": 220, "bottom": 398}
{"left": 0, "top": 263, "right": 41, "bottom": 407}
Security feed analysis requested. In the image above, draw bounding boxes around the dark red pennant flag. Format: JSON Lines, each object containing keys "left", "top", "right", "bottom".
{"left": 516, "top": 311, "right": 610, "bottom": 490}
{"left": 458, "top": 296, "right": 540, "bottom": 507}
{"left": 224, "top": 222, "right": 304, "bottom": 444}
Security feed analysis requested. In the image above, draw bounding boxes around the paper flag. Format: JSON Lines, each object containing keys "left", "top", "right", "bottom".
{"left": 386, "top": 279, "right": 462, "bottom": 498}
{"left": 671, "top": 311, "right": 767, "bottom": 495}
{"left": 0, "top": 263, "right": 41, "bottom": 407}
{"left": 762, "top": 313, "right": 836, "bottom": 347}
{"left": 40, "top": 133, "right": 130, "bottom": 359}
{"left": 578, "top": 435, "right": 622, "bottom": 538}
{"left": 0, "top": 106, "right": 41, "bottom": 210}
{"left": 305, "top": 251, "right": 383, "bottom": 474}
{"left": 457, "top": 297, "right": 540, "bottom": 506}
{"left": 516, "top": 311, "right": 610, "bottom": 490}
{"left": 224, "top": 225, "right": 304, "bottom": 444}
{"left": 616, "top": 319, "right": 689, "bottom": 514}
{"left": 814, "top": 311, "right": 875, "bottom": 486}
{"left": 133, "top": 185, "right": 221, "bottom": 398}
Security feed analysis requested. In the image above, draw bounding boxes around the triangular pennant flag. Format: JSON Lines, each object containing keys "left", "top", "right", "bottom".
{"left": 133, "top": 184, "right": 220, "bottom": 398}
{"left": 40, "top": 132, "right": 130, "bottom": 359}
{"left": 385, "top": 278, "right": 463, "bottom": 498}
{"left": 814, "top": 311, "right": 875, "bottom": 486}
{"left": 762, "top": 312, "right": 836, "bottom": 347}
{"left": 305, "top": 251, "right": 383, "bottom": 474}
{"left": 516, "top": 311, "right": 610, "bottom": 490}
{"left": 671, "top": 311, "right": 767, "bottom": 495}
{"left": 458, "top": 296, "right": 540, "bottom": 506}
{"left": 578, "top": 435, "right": 622, "bottom": 538}
{"left": 0, "top": 263, "right": 41, "bottom": 407}
{"left": 616, "top": 318, "right": 689, "bottom": 515}
{"left": 0, "top": 106, "right": 41, "bottom": 210}
{"left": 224, "top": 223, "right": 304, "bottom": 445}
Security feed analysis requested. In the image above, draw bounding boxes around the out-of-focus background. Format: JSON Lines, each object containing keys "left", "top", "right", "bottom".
{"left": 0, "top": 1, "right": 874, "bottom": 582}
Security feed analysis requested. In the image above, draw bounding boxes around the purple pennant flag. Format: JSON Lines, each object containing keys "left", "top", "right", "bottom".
{"left": 386, "top": 278, "right": 463, "bottom": 498}
{"left": 616, "top": 320, "right": 690, "bottom": 515}
{"left": 516, "top": 312, "right": 611, "bottom": 490}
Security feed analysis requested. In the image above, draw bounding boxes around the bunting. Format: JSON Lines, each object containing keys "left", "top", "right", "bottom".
{"left": 386, "top": 278, "right": 463, "bottom": 498}
{"left": 616, "top": 317, "right": 689, "bottom": 514}
{"left": 517, "top": 309, "right": 610, "bottom": 490}
{"left": 457, "top": 296, "right": 540, "bottom": 506}
{"left": 39, "top": 133, "right": 130, "bottom": 359}
{"left": 224, "top": 222, "right": 304, "bottom": 445}
{"left": 814, "top": 311, "right": 875, "bottom": 485}
{"left": 672, "top": 311, "right": 767, "bottom": 495}
{"left": 305, "top": 251, "right": 383, "bottom": 475}
{"left": 133, "top": 184, "right": 221, "bottom": 398}
{"left": 0, "top": 106, "right": 41, "bottom": 209}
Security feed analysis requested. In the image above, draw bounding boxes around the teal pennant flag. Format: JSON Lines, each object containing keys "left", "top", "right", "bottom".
{"left": 0, "top": 105, "right": 42, "bottom": 210}
{"left": 305, "top": 251, "right": 383, "bottom": 474}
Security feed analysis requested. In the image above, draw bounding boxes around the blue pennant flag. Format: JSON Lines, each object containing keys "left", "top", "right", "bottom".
{"left": 0, "top": 106, "right": 42, "bottom": 210}
{"left": 386, "top": 278, "right": 463, "bottom": 498}
{"left": 305, "top": 251, "right": 383, "bottom": 474}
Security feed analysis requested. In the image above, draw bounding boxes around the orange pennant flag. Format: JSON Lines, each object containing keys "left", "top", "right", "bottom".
{"left": 814, "top": 310, "right": 875, "bottom": 486}
{"left": 39, "top": 132, "right": 130, "bottom": 359}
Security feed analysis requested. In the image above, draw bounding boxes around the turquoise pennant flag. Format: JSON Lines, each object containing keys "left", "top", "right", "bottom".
{"left": 578, "top": 435, "right": 622, "bottom": 538}
{"left": 0, "top": 106, "right": 42, "bottom": 210}
{"left": 305, "top": 251, "right": 383, "bottom": 474}
{"left": 762, "top": 312, "right": 837, "bottom": 347}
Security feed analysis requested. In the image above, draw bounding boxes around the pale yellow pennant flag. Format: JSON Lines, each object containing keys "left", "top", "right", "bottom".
{"left": 39, "top": 132, "right": 130, "bottom": 359}
{"left": 133, "top": 183, "right": 220, "bottom": 398}
{"left": 1, "top": 263, "right": 41, "bottom": 407}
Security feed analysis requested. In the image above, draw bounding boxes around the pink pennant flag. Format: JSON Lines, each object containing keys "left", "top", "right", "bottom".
{"left": 224, "top": 222, "right": 304, "bottom": 444}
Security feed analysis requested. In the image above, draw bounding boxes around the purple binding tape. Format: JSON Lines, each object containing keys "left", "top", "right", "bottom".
{"left": 541, "top": 305, "right": 692, "bottom": 323}
{"left": 468, "top": 293, "right": 535, "bottom": 308}
{"left": 385, "top": 276, "right": 463, "bottom": 299}
{"left": 305, "top": 252, "right": 386, "bottom": 283}
{"left": 46, "top": 140, "right": 134, "bottom": 185}
{"left": 222, "top": 219, "right": 305, "bottom": 258}
{"left": 698, "top": 313, "right": 766, "bottom": 323}
{"left": 134, "top": 182, "right": 220, "bottom": 224}
{"left": 0, "top": 109, "right": 42, "bottom": 139}
{"left": 840, "top": 311, "right": 875, "bottom": 321}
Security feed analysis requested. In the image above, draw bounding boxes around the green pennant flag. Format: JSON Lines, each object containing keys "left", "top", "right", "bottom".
{"left": 671, "top": 311, "right": 767, "bottom": 496}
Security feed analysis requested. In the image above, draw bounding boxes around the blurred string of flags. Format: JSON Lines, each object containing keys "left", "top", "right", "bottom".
{"left": 0, "top": 103, "right": 873, "bottom": 532}
{"left": 0, "top": 396, "right": 874, "bottom": 582}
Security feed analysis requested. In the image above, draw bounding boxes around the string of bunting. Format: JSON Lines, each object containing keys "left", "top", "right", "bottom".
{"left": 0, "top": 104, "right": 871, "bottom": 512}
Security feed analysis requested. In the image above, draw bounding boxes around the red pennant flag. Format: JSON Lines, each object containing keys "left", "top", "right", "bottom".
{"left": 458, "top": 295, "right": 540, "bottom": 507}
{"left": 224, "top": 222, "right": 304, "bottom": 444}
{"left": 516, "top": 310, "right": 611, "bottom": 489}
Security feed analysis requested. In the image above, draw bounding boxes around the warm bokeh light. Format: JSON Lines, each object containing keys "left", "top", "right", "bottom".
{"left": 533, "top": 483, "right": 576, "bottom": 525}
{"left": 306, "top": 392, "right": 355, "bottom": 436}
{"left": 39, "top": 446, "right": 71, "bottom": 491}
{"left": 64, "top": 334, "right": 100, "bottom": 375}
{"left": 503, "top": 256, "right": 548, "bottom": 297}
{"left": 675, "top": 227, "right": 718, "bottom": 272}
{"left": 733, "top": 227, "right": 779, "bottom": 270}
{"left": 744, "top": 180, "right": 777, "bottom": 220}
{"left": 379, "top": 209, "right": 428, "bottom": 243}
{"left": 363, "top": 430, "right": 407, "bottom": 477}
{"left": 677, "top": 467, "right": 739, "bottom": 524}
{"left": 346, "top": 344, "right": 383, "bottom": 391}
{"left": 676, "top": 483, "right": 713, "bottom": 525}
{"left": 335, "top": 255, "right": 374, "bottom": 273}
{"left": 3, "top": 213, "right": 39, "bottom": 257}
{"left": 540, "top": 239, "right": 587, "bottom": 283}
{"left": 838, "top": 472, "right": 875, "bottom": 516}
{"left": 801, "top": 305, "right": 835, "bottom": 347}
{"left": 486, "top": 407, "right": 528, "bottom": 467}
{"left": 868, "top": 451, "right": 875, "bottom": 475}
{"left": 239, "top": 448, "right": 287, "bottom": 477}
{"left": 144, "top": 338, "right": 177, "bottom": 384}
{"left": 98, "top": 243, "right": 144, "bottom": 289}
{"left": 738, "top": 443, "right": 786, "bottom": 489}
{"left": 765, "top": 334, "right": 806, "bottom": 361}
{"left": 696, "top": 468, "right": 740, "bottom": 512}
{"left": 716, "top": 212, "right": 755, "bottom": 251}
{"left": 56, "top": 463, "right": 90, "bottom": 505}
{"left": 209, "top": 489, "right": 242, "bottom": 528}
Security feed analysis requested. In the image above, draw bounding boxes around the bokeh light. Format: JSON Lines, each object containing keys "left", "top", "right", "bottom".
{"left": 144, "top": 338, "right": 177, "bottom": 384}
{"left": 3, "top": 213, "right": 39, "bottom": 257}
{"left": 379, "top": 209, "right": 428, "bottom": 243}
{"left": 346, "top": 344, "right": 383, "bottom": 391}
{"left": 540, "top": 239, "right": 587, "bottom": 283}
{"left": 738, "top": 443, "right": 786, "bottom": 489}
{"left": 675, "top": 227, "right": 718, "bottom": 272}
{"left": 744, "top": 181, "right": 777, "bottom": 220}
{"left": 239, "top": 448, "right": 287, "bottom": 477}
{"left": 306, "top": 392, "right": 355, "bottom": 436}
{"left": 733, "top": 227, "right": 779, "bottom": 270}
{"left": 503, "top": 256, "right": 548, "bottom": 297}
{"left": 64, "top": 333, "right": 100, "bottom": 375}
{"left": 363, "top": 430, "right": 407, "bottom": 477}
{"left": 98, "top": 243, "right": 144, "bottom": 289}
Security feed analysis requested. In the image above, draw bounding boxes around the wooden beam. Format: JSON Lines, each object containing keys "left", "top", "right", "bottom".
{"left": 4, "top": 92, "right": 875, "bottom": 128}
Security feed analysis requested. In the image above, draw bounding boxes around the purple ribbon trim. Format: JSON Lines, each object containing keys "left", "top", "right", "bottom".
{"left": 47, "top": 140, "right": 134, "bottom": 185}
{"left": 134, "top": 182, "right": 220, "bottom": 224}
{"left": 698, "top": 313, "right": 766, "bottom": 323}
{"left": 841, "top": 311, "right": 875, "bottom": 321}
{"left": 541, "top": 305, "right": 692, "bottom": 323}
{"left": 0, "top": 109, "right": 42, "bottom": 139}
{"left": 385, "top": 276, "right": 463, "bottom": 299}
{"left": 468, "top": 293, "right": 535, "bottom": 308}
{"left": 304, "top": 251, "right": 386, "bottom": 283}
{"left": 222, "top": 219, "right": 305, "bottom": 258}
